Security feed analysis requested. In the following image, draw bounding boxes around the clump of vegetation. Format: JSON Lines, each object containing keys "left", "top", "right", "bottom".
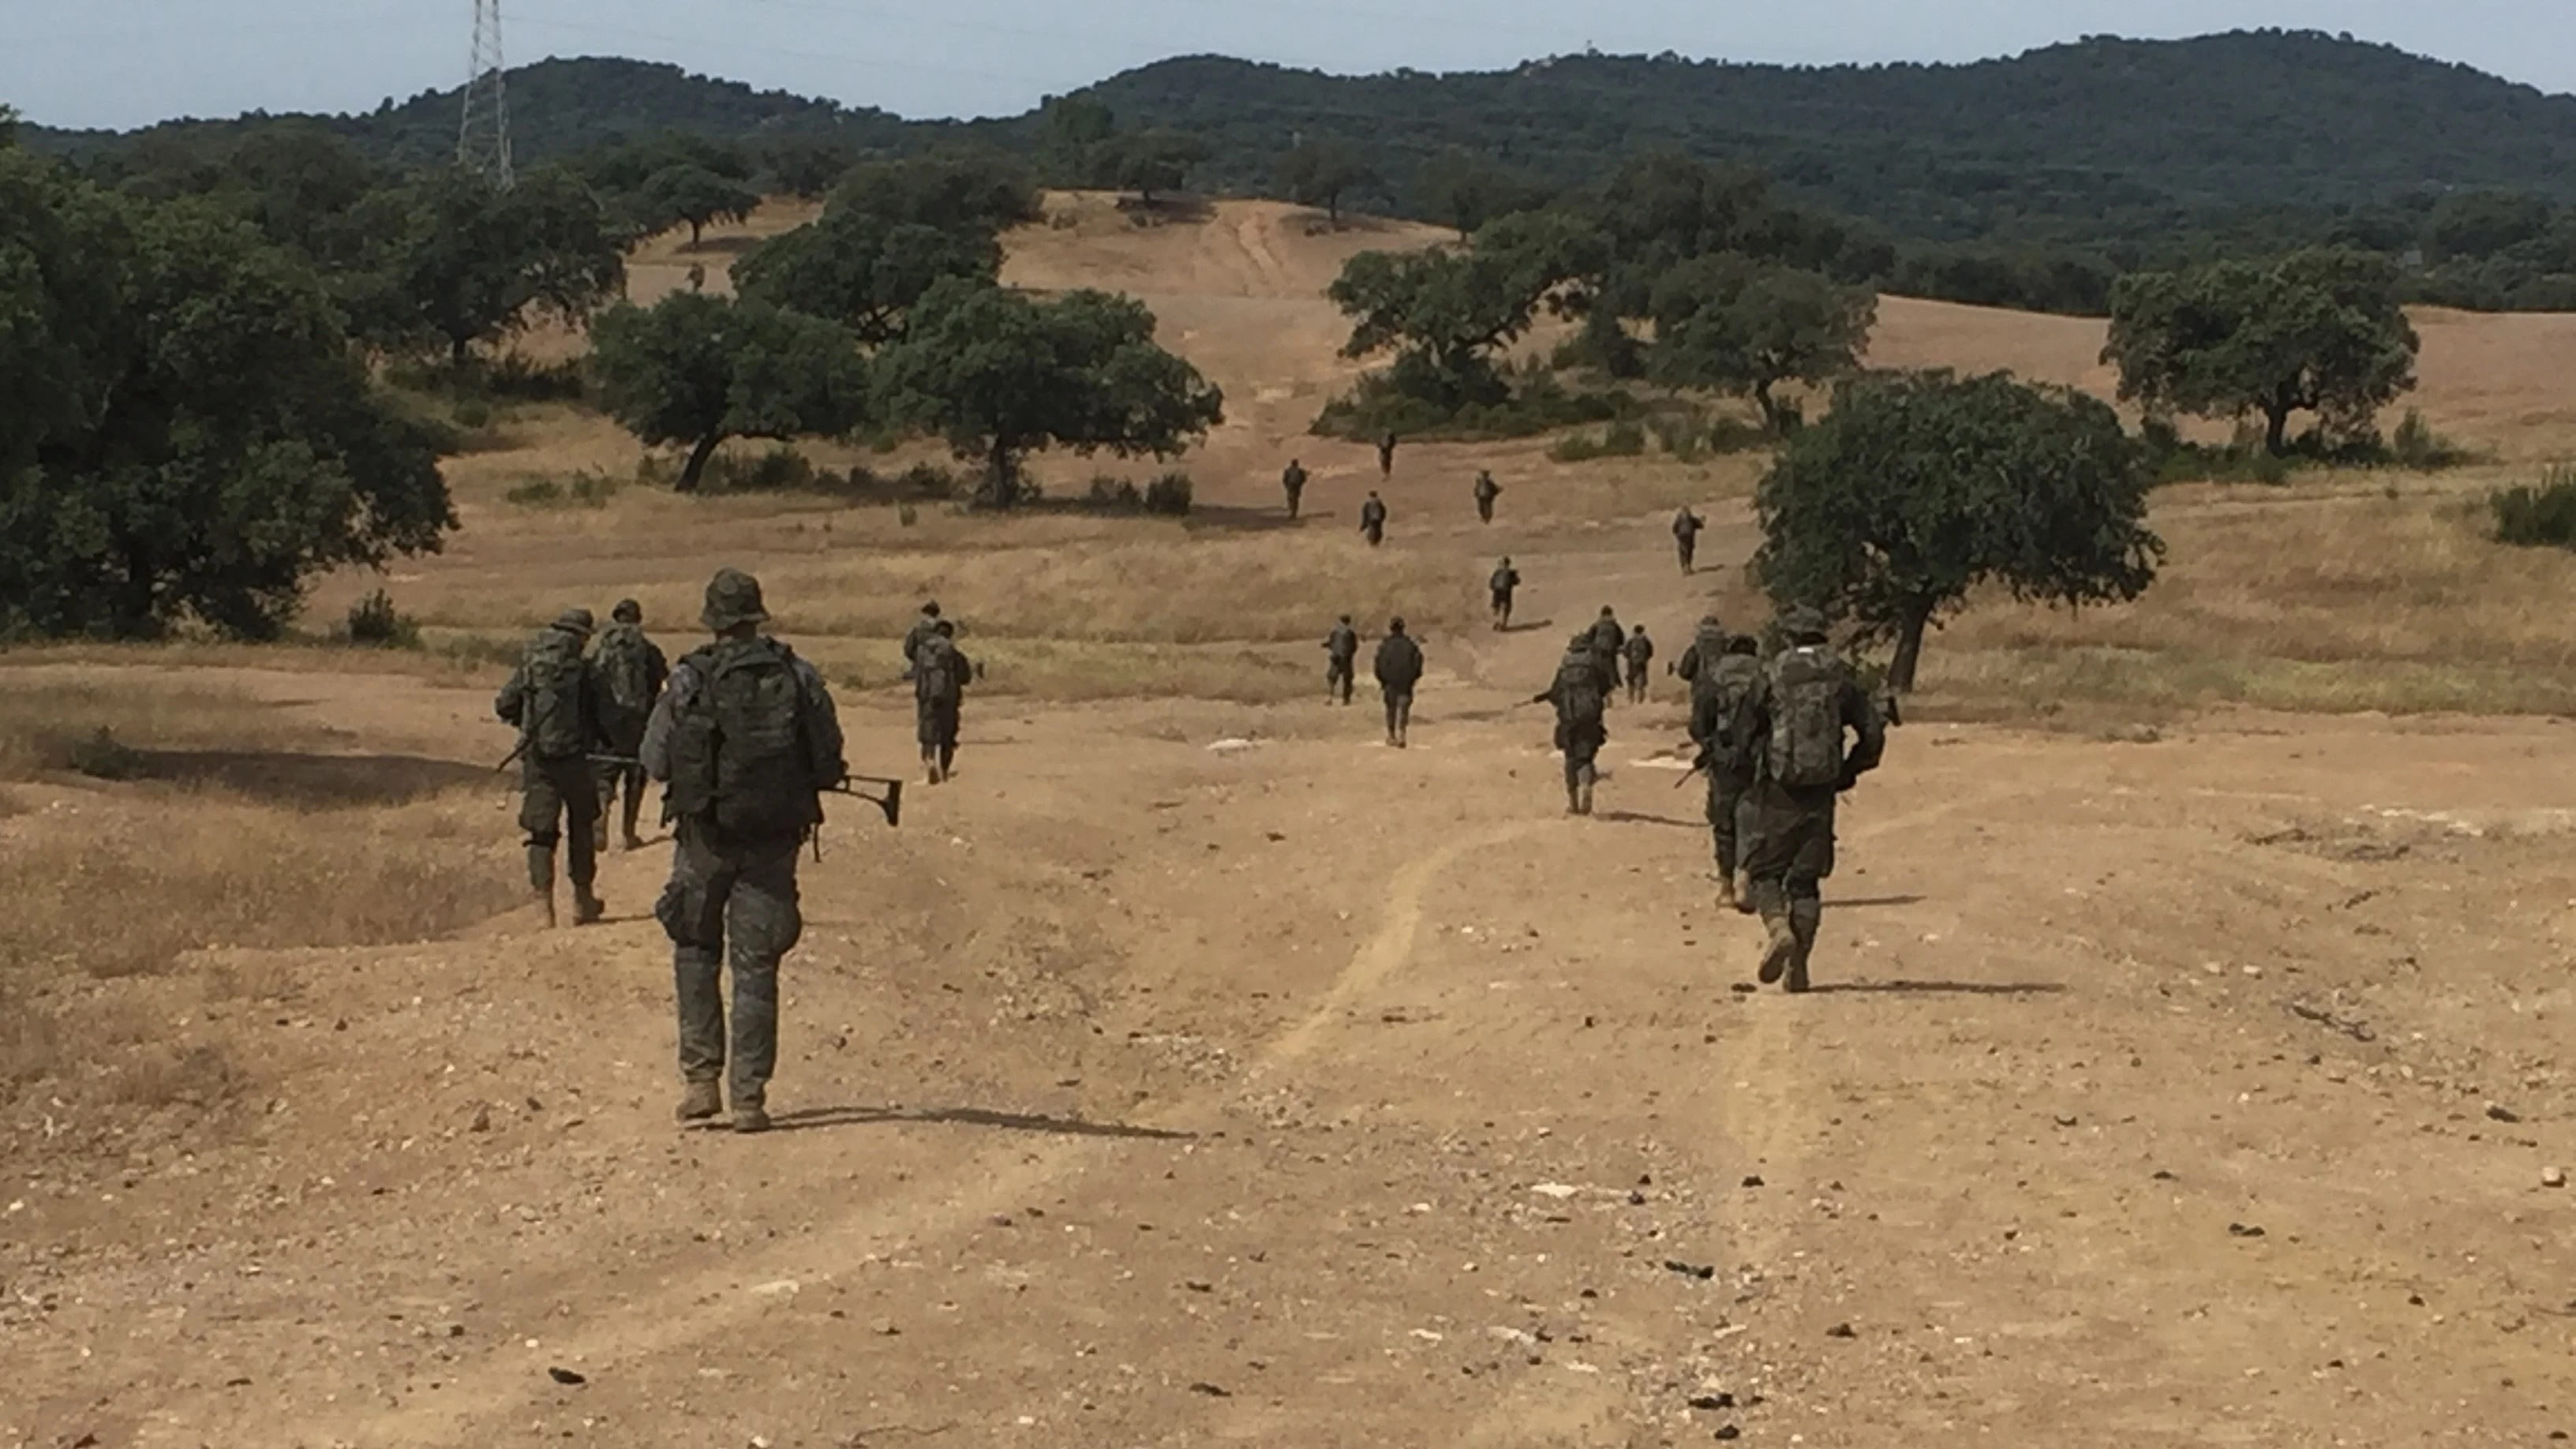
{"left": 343, "top": 588, "right": 423, "bottom": 649}
{"left": 1313, "top": 366, "right": 1634, "bottom": 441}
{"left": 2490, "top": 466, "right": 2576, "bottom": 550}
{"left": 2389, "top": 409, "right": 2473, "bottom": 470}
{"left": 1548, "top": 420, "right": 1648, "bottom": 462}
{"left": 67, "top": 727, "right": 148, "bottom": 781}
{"left": 1144, "top": 471, "right": 1193, "bottom": 516}
{"left": 504, "top": 470, "right": 624, "bottom": 509}
{"left": 1649, "top": 411, "right": 1769, "bottom": 461}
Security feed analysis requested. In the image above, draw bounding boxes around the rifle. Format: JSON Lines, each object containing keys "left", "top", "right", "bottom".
{"left": 584, "top": 758, "right": 902, "bottom": 830}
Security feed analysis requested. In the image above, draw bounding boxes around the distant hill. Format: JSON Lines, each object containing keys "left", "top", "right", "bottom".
{"left": 24, "top": 31, "right": 2576, "bottom": 277}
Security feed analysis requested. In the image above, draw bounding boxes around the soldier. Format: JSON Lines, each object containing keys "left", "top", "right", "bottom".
{"left": 592, "top": 598, "right": 669, "bottom": 852}
{"left": 1672, "top": 613, "right": 1728, "bottom": 688}
{"left": 1372, "top": 616, "right": 1424, "bottom": 748}
{"left": 1587, "top": 606, "right": 1627, "bottom": 706}
{"left": 1535, "top": 631, "right": 1609, "bottom": 815}
{"left": 1282, "top": 459, "right": 1308, "bottom": 519}
{"left": 1376, "top": 430, "right": 1398, "bottom": 480}
{"left": 642, "top": 568, "right": 848, "bottom": 1133}
{"left": 495, "top": 608, "right": 610, "bottom": 928}
{"left": 1736, "top": 605, "right": 1885, "bottom": 993}
{"left": 1488, "top": 556, "right": 1522, "bottom": 631}
{"left": 1324, "top": 614, "right": 1360, "bottom": 706}
{"left": 914, "top": 618, "right": 972, "bottom": 784}
{"left": 1672, "top": 507, "right": 1705, "bottom": 575}
{"left": 1623, "top": 624, "right": 1656, "bottom": 704}
{"left": 1689, "top": 632, "right": 1765, "bottom": 911}
{"left": 1473, "top": 470, "right": 1502, "bottom": 524}
{"left": 901, "top": 601, "right": 943, "bottom": 672}
{"left": 1360, "top": 490, "right": 1388, "bottom": 548}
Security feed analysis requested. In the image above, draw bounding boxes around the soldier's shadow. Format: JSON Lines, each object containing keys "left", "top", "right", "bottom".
{"left": 766, "top": 1104, "right": 1195, "bottom": 1140}
{"left": 1594, "top": 810, "right": 1701, "bottom": 829}
{"left": 1809, "top": 979, "right": 2066, "bottom": 997}
{"left": 1496, "top": 618, "right": 1557, "bottom": 635}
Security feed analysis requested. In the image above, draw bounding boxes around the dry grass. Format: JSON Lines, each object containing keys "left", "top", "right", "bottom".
{"left": 0, "top": 676, "right": 330, "bottom": 780}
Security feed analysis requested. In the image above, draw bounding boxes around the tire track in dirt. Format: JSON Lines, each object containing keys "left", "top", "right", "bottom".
{"left": 256, "top": 818, "right": 1547, "bottom": 1447}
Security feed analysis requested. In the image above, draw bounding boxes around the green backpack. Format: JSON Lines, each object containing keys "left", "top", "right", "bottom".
{"left": 519, "top": 631, "right": 591, "bottom": 762}
{"left": 593, "top": 623, "right": 656, "bottom": 717}
{"left": 665, "top": 638, "right": 821, "bottom": 841}
{"left": 1555, "top": 653, "right": 1604, "bottom": 728}
{"left": 1764, "top": 647, "right": 1848, "bottom": 788}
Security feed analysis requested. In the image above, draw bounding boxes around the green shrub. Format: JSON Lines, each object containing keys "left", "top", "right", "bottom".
{"left": 1086, "top": 476, "right": 1144, "bottom": 512}
{"left": 343, "top": 589, "right": 421, "bottom": 650}
{"left": 1548, "top": 419, "right": 1648, "bottom": 463}
{"left": 2390, "top": 409, "right": 2471, "bottom": 470}
{"left": 1312, "top": 367, "right": 1636, "bottom": 442}
{"left": 1144, "top": 471, "right": 1193, "bottom": 516}
{"left": 2490, "top": 466, "right": 2576, "bottom": 550}
{"left": 69, "top": 728, "right": 147, "bottom": 781}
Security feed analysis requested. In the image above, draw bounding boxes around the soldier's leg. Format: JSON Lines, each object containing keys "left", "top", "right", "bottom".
{"left": 1383, "top": 691, "right": 1399, "bottom": 744}
{"left": 1782, "top": 806, "right": 1837, "bottom": 994}
{"left": 722, "top": 841, "right": 805, "bottom": 1132}
{"left": 519, "top": 771, "right": 565, "bottom": 926}
{"left": 1743, "top": 787, "right": 1801, "bottom": 984}
{"left": 938, "top": 704, "right": 960, "bottom": 777}
{"left": 655, "top": 823, "right": 736, "bottom": 1120}
{"left": 1396, "top": 692, "right": 1413, "bottom": 747}
{"left": 619, "top": 764, "right": 647, "bottom": 848}
{"left": 1574, "top": 737, "right": 1596, "bottom": 815}
{"left": 556, "top": 761, "right": 603, "bottom": 922}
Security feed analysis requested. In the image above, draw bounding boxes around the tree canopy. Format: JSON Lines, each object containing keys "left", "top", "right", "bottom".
{"left": 2103, "top": 248, "right": 2420, "bottom": 455}
{"left": 878, "top": 277, "right": 1224, "bottom": 507}
{"left": 0, "top": 152, "right": 452, "bottom": 639}
{"left": 641, "top": 163, "right": 758, "bottom": 246}
{"left": 1755, "top": 369, "right": 2162, "bottom": 691}
{"left": 732, "top": 154, "right": 1019, "bottom": 345}
{"left": 590, "top": 291, "right": 871, "bottom": 493}
{"left": 1648, "top": 256, "right": 1878, "bottom": 432}
{"left": 347, "top": 164, "right": 626, "bottom": 365}
{"left": 1327, "top": 211, "right": 1605, "bottom": 410}
{"left": 1091, "top": 130, "right": 1210, "bottom": 203}
{"left": 1276, "top": 140, "right": 1379, "bottom": 226}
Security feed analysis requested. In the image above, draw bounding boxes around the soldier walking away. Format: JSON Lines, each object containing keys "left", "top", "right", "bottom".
{"left": 1324, "top": 614, "right": 1360, "bottom": 705}
{"left": 1737, "top": 605, "right": 1885, "bottom": 993}
{"left": 1473, "top": 470, "right": 1502, "bottom": 524}
{"left": 1373, "top": 616, "right": 1425, "bottom": 747}
{"left": 915, "top": 619, "right": 972, "bottom": 784}
{"left": 1689, "top": 632, "right": 1765, "bottom": 911}
{"left": 1282, "top": 459, "right": 1308, "bottom": 519}
{"left": 901, "top": 601, "right": 943, "bottom": 672}
{"left": 642, "top": 568, "right": 848, "bottom": 1133}
{"left": 1536, "top": 632, "right": 1609, "bottom": 815}
{"left": 1672, "top": 507, "right": 1705, "bottom": 575}
{"left": 1377, "top": 430, "right": 1398, "bottom": 480}
{"left": 592, "top": 598, "right": 669, "bottom": 852}
{"left": 1623, "top": 624, "right": 1656, "bottom": 704}
{"left": 1672, "top": 613, "right": 1728, "bottom": 689}
{"left": 495, "top": 608, "right": 610, "bottom": 928}
{"left": 1587, "top": 606, "right": 1627, "bottom": 706}
{"left": 1488, "top": 556, "right": 1522, "bottom": 631}
{"left": 1360, "top": 490, "right": 1388, "bottom": 547}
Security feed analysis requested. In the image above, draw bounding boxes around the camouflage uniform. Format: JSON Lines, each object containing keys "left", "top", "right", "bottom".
{"left": 900, "top": 604, "right": 943, "bottom": 673}
{"left": 1282, "top": 460, "right": 1308, "bottom": 519}
{"left": 642, "top": 569, "right": 848, "bottom": 1132}
{"left": 1372, "top": 620, "right": 1424, "bottom": 748}
{"left": 1535, "top": 636, "right": 1608, "bottom": 814}
{"left": 1672, "top": 616, "right": 1728, "bottom": 688}
{"left": 915, "top": 621, "right": 972, "bottom": 783}
{"left": 1738, "top": 607, "right": 1885, "bottom": 992}
{"left": 1673, "top": 507, "right": 1705, "bottom": 574}
{"left": 1688, "top": 639, "right": 1765, "bottom": 907}
{"left": 1360, "top": 492, "right": 1388, "bottom": 548}
{"left": 1473, "top": 470, "right": 1501, "bottom": 524}
{"left": 1488, "top": 558, "right": 1521, "bottom": 631}
{"left": 1324, "top": 618, "right": 1360, "bottom": 705}
{"left": 590, "top": 600, "right": 669, "bottom": 852}
{"left": 494, "top": 608, "right": 609, "bottom": 926}
{"left": 1622, "top": 627, "right": 1655, "bottom": 704}
{"left": 1587, "top": 611, "right": 1626, "bottom": 706}
{"left": 1376, "top": 432, "right": 1398, "bottom": 479}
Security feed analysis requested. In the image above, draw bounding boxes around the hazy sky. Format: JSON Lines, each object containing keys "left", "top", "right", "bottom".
{"left": 3, "top": 0, "right": 2570, "bottom": 131}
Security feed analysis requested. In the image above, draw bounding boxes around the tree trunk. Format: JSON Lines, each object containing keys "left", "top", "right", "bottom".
{"left": 449, "top": 334, "right": 471, "bottom": 369}
{"left": 1888, "top": 599, "right": 1935, "bottom": 694}
{"left": 1327, "top": 193, "right": 1341, "bottom": 227}
{"left": 1753, "top": 380, "right": 1784, "bottom": 435}
{"left": 983, "top": 449, "right": 1020, "bottom": 509}
{"left": 2263, "top": 398, "right": 2292, "bottom": 456}
{"left": 676, "top": 432, "right": 725, "bottom": 494}
{"left": 688, "top": 219, "right": 704, "bottom": 247}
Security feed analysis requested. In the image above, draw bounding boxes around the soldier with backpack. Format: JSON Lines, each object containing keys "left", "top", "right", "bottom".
{"left": 1324, "top": 615, "right": 1360, "bottom": 705}
{"left": 641, "top": 568, "right": 848, "bottom": 1133}
{"left": 1281, "top": 459, "right": 1308, "bottom": 519}
{"left": 1622, "top": 624, "right": 1656, "bottom": 704}
{"left": 494, "top": 608, "right": 611, "bottom": 928}
{"left": 1735, "top": 605, "right": 1886, "bottom": 992}
{"left": 915, "top": 618, "right": 972, "bottom": 784}
{"left": 1472, "top": 470, "right": 1502, "bottom": 524}
{"left": 1689, "top": 632, "right": 1765, "bottom": 911}
{"left": 1535, "top": 631, "right": 1609, "bottom": 815}
{"left": 1672, "top": 614, "right": 1729, "bottom": 688}
{"left": 1672, "top": 507, "right": 1705, "bottom": 575}
{"left": 1372, "top": 616, "right": 1424, "bottom": 748}
{"left": 1587, "top": 607, "right": 1627, "bottom": 706}
{"left": 592, "top": 598, "right": 669, "bottom": 852}
{"left": 901, "top": 601, "right": 943, "bottom": 672}
{"left": 1360, "top": 491, "right": 1389, "bottom": 547}
{"left": 1488, "top": 556, "right": 1522, "bottom": 631}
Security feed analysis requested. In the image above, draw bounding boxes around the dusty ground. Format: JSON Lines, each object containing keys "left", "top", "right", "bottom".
{"left": 6, "top": 200, "right": 2576, "bottom": 1448}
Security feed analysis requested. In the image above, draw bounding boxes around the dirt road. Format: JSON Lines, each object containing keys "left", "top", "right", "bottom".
{"left": 8, "top": 638, "right": 2574, "bottom": 1447}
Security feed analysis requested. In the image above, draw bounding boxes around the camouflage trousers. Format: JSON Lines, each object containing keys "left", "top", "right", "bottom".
{"left": 1743, "top": 781, "right": 1838, "bottom": 987}
{"left": 656, "top": 820, "right": 804, "bottom": 1110}
{"left": 1382, "top": 688, "right": 1414, "bottom": 742}
{"left": 1327, "top": 657, "right": 1356, "bottom": 704}
{"left": 593, "top": 725, "right": 649, "bottom": 842}
{"left": 1556, "top": 720, "right": 1604, "bottom": 789}
{"left": 519, "top": 756, "right": 600, "bottom": 893}
{"left": 1705, "top": 770, "right": 1755, "bottom": 878}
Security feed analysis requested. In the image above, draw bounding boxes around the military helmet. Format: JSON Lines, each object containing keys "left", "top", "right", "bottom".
{"left": 921, "top": 600, "right": 942, "bottom": 618}
{"left": 611, "top": 597, "right": 642, "bottom": 624}
{"left": 1388, "top": 616, "right": 1407, "bottom": 633}
{"left": 700, "top": 568, "right": 770, "bottom": 631}
{"left": 551, "top": 607, "right": 595, "bottom": 636}
{"left": 1778, "top": 604, "right": 1830, "bottom": 642}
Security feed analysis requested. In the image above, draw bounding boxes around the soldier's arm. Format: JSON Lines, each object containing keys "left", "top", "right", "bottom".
{"left": 646, "top": 643, "right": 670, "bottom": 700}
{"left": 585, "top": 661, "right": 618, "bottom": 748}
{"left": 1842, "top": 681, "right": 1888, "bottom": 781}
{"left": 797, "top": 661, "right": 849, "bottom": 786}
{"left": 493, "top": 668, "right": 527, "bottom": 727}
{"left": 638, "top": 663, "right": 697, "bottom": 781}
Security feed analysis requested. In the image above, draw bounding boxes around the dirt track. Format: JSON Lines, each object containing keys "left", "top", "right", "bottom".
{"left": 9, "top": 623, "right": 2576, "bottom": 1446}
{"left": 9, "top": 199, "right": 2576, "bottom": 1447}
